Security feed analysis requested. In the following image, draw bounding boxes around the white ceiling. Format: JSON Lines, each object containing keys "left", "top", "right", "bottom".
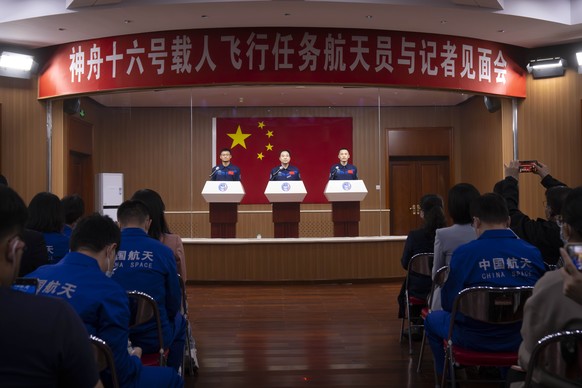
{"left": 2, "top": 0, "right": 582, "bottom": 107}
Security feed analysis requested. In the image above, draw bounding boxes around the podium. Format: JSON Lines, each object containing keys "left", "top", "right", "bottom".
{"left": 264, "top": 181, "right": 307, "bottom": 238}
{"left": 324, "top": 180, "right": 368, "bottom": 237}
{"left": 201, "top": 181, "right": 245, "bottom": 238}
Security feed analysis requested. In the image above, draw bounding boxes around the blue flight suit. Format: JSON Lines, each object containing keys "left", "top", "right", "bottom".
{"left": 43, "top": 231, "right": 69, "bottom": 263}
{"left": 210, "top": 164, "right": 241, "bottom": 181}
{"left": 27, "top": 252, "right": 183, "bottom": 388}
{"left": 270, "top": 165, "right": 301, "bottom": 181}
{"left": 112, "top": 227, "right": 186, "bottom": 371}
{"left": 329, "top": 163, "right": 358, "bottom": 180}
{"left": 425, "top": 229, "right": 546, "bottom": 375}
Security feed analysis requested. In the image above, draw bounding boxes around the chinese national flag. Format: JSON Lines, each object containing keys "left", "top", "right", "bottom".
{"left": 214, "top": 117, "right": 353, "bottom": 204}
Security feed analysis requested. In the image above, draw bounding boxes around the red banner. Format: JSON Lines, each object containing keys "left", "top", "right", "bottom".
{"left": 214, "top": 117, "right": 353, "bottom": 204}
{"left": 38, "top": 27, "right": 526, "bottom": 99}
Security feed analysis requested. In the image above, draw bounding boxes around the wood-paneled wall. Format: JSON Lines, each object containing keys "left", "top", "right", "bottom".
{"left": 0, "top": 76, "right": 46, "bottom": 202}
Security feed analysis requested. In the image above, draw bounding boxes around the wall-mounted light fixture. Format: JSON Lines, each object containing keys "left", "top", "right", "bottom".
{"left": 526, "top": 57, "right": 567, "bottom": 79}
{"left": 0, "top": 51, "right": 36, "bottom": 79}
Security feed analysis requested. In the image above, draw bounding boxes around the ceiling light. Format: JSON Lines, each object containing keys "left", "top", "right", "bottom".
{"left": 526, "top": 57, "right": 567, "bottom": 79}
{"left": 0, "top": 51, "right": 34, "bottom": 71}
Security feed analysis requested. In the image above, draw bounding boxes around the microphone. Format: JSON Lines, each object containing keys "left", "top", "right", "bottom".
{"left": 209, "top": 166, "right": 220, "bottom": 178}
{"left": 330, "top": 166, "right": 340, "bottom": 179}
{"left": 270, "top": 166, "right": 283, "bottom": 181}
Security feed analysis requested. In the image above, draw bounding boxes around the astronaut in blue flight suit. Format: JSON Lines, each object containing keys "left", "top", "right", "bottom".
{"left": 27, "top": 214, "right": 183, "bottom": 387}
{"left": 270, "top": 149, "right": 301, "bottom": 181}
{"left": 209, "top": 148, "right": 241, "bottom": 181}
{"left": 112, "top": 200, "right": 186, "bottom": 372}
{"left": 329, "top": 148, "right": 358, "bottom": 180}
{"left": 424, "top": 193, "right": 546, "bottom": 378}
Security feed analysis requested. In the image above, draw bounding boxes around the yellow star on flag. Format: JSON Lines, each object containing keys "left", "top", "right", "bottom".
{"left": 227, "top": 125, "right": 251, "bottom": 149}
{"left": 266, "top": 130, "right": 274, "bottom": 138}
{"left": 257, "top": 152, "right": 264, "bottom": 160}
{"left": 258, "top": 121, "right": 266, "bottom": 129}
{"left": 265, "top": 143, "right": 273, "bottom": 151}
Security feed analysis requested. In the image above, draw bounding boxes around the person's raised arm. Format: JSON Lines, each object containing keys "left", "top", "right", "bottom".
{"left": 534, "top": 162, "right": 567, "bottom": 189}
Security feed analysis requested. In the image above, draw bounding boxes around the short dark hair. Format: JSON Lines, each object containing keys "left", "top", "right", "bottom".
{"left": 280, "top": 149, "right": 291, "bottom": 156}
{"left": 561, "top": 187, "right": 582, "bottom": 237}
{"left": 26, "top": 192, "right": 64, "bottom": 233}
{"left": 117, "top": 200, "right": 149, "bottom": 226}
{"left": 470, "top": 193, "right": 509, "bottom": 224}
{"left": 219, "top": 148, "right": 232, "bottom": 155}
{"left": 0, "top": 174, "right": 8, "bottom": 186}
{"left": 61, "top": 195, "right": 85, "bottom": 224}
{"left": 448, "top": 183, "right": 480, "bottom": 224}
{"left": 131, "top": 189, "right": 170, "bottom": 240}
{"left": 70, "top": 213, "right": 120, "bottom": 253}
{"left": 546, "top": 186, "right": 572, "bottom": 219}
{"left": 0, "top": 185, "right": 28, "bottom": 240}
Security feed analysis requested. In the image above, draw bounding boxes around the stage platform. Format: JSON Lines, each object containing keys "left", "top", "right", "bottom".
{"left": 183, "top": 236, "right": 406, "bottom": 283}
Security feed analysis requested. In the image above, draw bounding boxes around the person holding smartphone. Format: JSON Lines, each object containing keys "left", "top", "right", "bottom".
{"left": 494, "top": 160, "right": 571, "bottom": 265}
{"left": 508, "top": 187, "right": 582, "bottom": 384}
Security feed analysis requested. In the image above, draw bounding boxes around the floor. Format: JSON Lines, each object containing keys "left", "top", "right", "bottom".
{"left": 183, "top": 281, "right": 438, "bottom": 388}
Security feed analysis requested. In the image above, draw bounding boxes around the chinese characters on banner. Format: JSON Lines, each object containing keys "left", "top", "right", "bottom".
{"left": 214, "top": 117, "right": 353, "bottom": 204}
{"left": 38, "top": 27, "right": 526, "bottom": 98}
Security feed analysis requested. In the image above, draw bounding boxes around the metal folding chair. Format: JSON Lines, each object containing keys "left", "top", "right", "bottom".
{"left": 178, "top": 274, "right": 196, "bottom": 376}
{"left": 90, "top": 335, "right": 119, "bottom": 388}
{"left": 400, "top": 252, "right": 433, "bottom": 355}
{"left": 523, "top": 330, "right": 582, "bottom": 388}
{"left": 127, "top": 290, "right": 168, "bottom": 367}
{"left": 442, "top": 286, "right": 534, "bottom": 387}
{"left": 416, "top": 265, "right": 449, "bottom": 373}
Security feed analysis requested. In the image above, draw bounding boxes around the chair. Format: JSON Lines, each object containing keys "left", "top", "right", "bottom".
{"left": 416, "top": 265, "right": 449, "bottom": 373}
{"left": 90, "top": 335, "right": 119, "bottom": 388}
{"left": 442, "top": 286, "right": 534, "bottom": 387}
{"left": 178, "top": 274, "right": 196, "bottom": 376}
{"left": 400, "top": 252, "right": 433, "bottom": 355}
{"left": 523, "top": 330, "right": 582, "bottom": 388}
{"left": 127, "top": 290, "right": 168, "bottom": 367}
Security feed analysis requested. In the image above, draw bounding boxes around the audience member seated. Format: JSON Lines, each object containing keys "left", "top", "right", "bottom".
{"left": 397, "top": 194, "right": 445, "bottom": 335}
{"left": 0, "top": 175, "right": 49, "bottom": 275}
{"left": 431, "top": 183, "right": 480, "bottom": 311}
{"left": 507, "top": 187, "right": 582, "bottom": 385}
{"left": 61, "top": 194, "right": 85, "bottom": 238}
{"left": 112, "top": 200, "right": 186, "bottom": 372}
{"left": 26, "top": 192, "right": 70, "bottom": 263}
{"left": 131, "top": 188, "right": 198, "bottom": 370}
{"left": 495, "top": 160, "right": 571, "bottom": 265}
{"left": 27, "top": 213, "right": 183, "bottom": 387}
{"left": 0, "top": 185, "right": 101, "bottom": 387}
{"left": 424, "top": 193, "right": 546, "bottom": 381}
{"left": 130, "top": 189, "right": 187, "bottom": 281}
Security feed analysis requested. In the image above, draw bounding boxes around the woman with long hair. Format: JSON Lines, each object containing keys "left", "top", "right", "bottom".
{"left": 130, "top": 189, "right": 187, "bottom": 280}
{"left": 397, "top": 194, "right": 446, "bottom": 324}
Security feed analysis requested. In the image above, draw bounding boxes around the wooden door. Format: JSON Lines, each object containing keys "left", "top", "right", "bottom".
{"left": 66, "top": 117, "right": 94, "bottom": 214}
{"left": 389, "top": 158, "right": 449, "bottom": 235}
{"left": 68, "top": 151, "right": 94, "bottom": 214}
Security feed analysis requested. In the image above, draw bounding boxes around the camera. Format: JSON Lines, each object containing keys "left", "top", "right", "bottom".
{"left": 518, "top": 160, "right": 539, "bottom": 173}
{"left": 566, "top": 243, "right": 582, "bottom": 271}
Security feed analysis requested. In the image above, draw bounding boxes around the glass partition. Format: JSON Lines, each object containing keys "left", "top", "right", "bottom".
{"left": 83, "top": 85, "right": 470, "bottom": 238}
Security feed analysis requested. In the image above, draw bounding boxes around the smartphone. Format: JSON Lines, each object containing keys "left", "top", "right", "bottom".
{"left": 11, "top": 277, "right": 39, "bottom": 295}
{"left": 518, "top": 160, "right": 539, "bottom": 173}
{"left": 566, "top": 243, "right": 582, "bottom": 271}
